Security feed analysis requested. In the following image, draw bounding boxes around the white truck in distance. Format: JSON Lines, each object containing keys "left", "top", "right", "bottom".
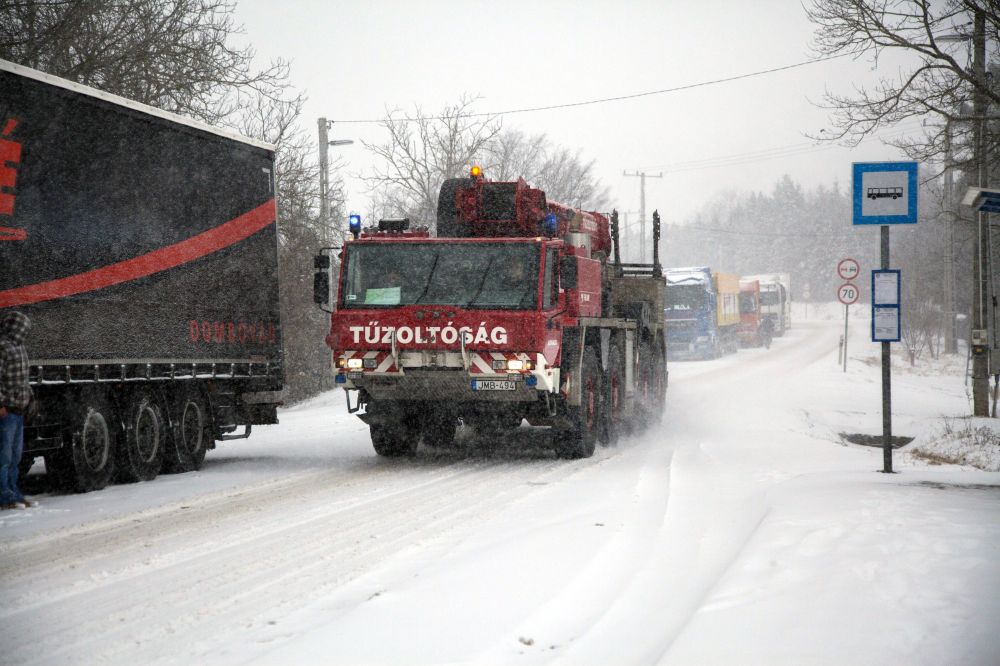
{"left": 743, "top": 273, "right": 791, "bottom": 336}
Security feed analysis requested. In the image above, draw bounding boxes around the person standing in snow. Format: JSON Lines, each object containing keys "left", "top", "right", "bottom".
{"left": 0, "top": 310, "right": 36, "bottom": 510}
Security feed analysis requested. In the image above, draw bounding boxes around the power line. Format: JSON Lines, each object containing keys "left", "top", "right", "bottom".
{"left": 332, "top": 54, "right": 851, "bottom": 124}
{"left": 635, "top": 121, "right": 926, "bottom": 174}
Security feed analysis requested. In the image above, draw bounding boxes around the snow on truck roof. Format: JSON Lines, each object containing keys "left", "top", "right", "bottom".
{"left": 0, "top": 58, "right": 275, "bottom": 152}
{"left": 665, "top": 267, "right": 711, "bottom": 286}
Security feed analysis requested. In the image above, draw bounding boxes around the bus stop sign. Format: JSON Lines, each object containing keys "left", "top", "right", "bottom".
{"left": 852, "top": 162, "right": 918, "bottom": 225}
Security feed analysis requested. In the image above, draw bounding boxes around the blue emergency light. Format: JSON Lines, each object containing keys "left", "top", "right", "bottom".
{"left": 348, "top": 213, "right": 362, "bottom": 238}
{"left": 543, "top": 212, "right": 558, "bottom": 236}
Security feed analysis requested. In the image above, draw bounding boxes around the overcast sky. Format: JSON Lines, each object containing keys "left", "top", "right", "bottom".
{"left": 234, "top": 0, "right": 928, "bottom": 225}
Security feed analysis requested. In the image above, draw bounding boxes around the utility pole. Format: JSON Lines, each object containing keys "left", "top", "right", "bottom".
{"left": 972, "top": 10, "right": 990, "bottom": 416}
{"left": 944, "top": 123, "right": 958, "bottom": 354}
{"left": 318, "top": 117, "right": 330, "bottom": 224}
{"left": 317, "top": 117, "right": 354, "bottom": 238}
{"left": 623, "top": 170, "right": 663, "bottom": 263}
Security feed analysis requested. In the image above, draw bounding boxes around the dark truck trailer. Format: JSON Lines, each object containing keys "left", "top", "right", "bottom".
{"left": 0, "top": 59, "right": 283, "bottom": 492}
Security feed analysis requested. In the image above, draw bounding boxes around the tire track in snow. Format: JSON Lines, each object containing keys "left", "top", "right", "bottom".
{"left": 1, "top": 445, "right": 607, "bottom": 666}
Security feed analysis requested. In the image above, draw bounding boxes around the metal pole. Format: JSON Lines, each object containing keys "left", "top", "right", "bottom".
{"left": 624, "top": 171, "right": 663, "bottom": 264}
{"left": 944, "top": 121, "right": 958, "bottom": 354}
{"left": 318, "top": 117, "right": 330, "bottom": 225}
{"left": 972, "top": 10, "right": 990, "bottom": 416}
{"left": 640, "top": 174, "right": 646, "bottom": 263}
{"left": 843, "top": 304, "right": 849, "bottom": 372}
{"left": 881, "top": 225, "right": 893, "bottom": 473}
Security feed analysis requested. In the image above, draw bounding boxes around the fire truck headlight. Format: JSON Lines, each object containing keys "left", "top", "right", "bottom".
{"left": 337, "top": 358, "right": 348, "bottom": 368}
{"left": 347, "top": 358, "right": 364, "bottom": 369}
{"left": 491, "top": 359, "right": 507, "bottom": 371}
{"left": 363, "top": 358, "right": 378, "bottom": 369}
{"left": 507, "top": 359, "right": 525, "bottom": 371}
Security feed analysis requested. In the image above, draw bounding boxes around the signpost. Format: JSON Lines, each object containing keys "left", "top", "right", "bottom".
{"left": 853, "top": 162, "right": 917, "bottom": 474}
{"left": 837, "top": 261, "right": 860, "bottom": 373}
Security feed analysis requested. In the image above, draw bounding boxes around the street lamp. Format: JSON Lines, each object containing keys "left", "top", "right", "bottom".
{"left": 318, "top": 117, "right": 354, "bottom": 231}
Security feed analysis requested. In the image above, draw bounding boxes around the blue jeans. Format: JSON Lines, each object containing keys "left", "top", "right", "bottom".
{"left": 0, "top": 412, "right": 25, "bottom": 504}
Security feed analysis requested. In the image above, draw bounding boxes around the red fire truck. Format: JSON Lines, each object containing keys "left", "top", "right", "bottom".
{"left": 314, "top": 168, "right": 667, "bottom": 459}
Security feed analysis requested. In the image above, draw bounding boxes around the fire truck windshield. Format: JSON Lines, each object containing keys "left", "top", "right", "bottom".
{"left": 341, "top": 242, "right": 541, "bottom": 310}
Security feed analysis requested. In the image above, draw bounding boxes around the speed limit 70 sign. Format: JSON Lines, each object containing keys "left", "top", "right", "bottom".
{"left": 838, "top": 282, "right": 860, "bottom": 305}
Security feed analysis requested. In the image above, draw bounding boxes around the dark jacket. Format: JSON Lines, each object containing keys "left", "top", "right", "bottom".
{"left": 0, "top": 310, "right": 32, "bottom": 411}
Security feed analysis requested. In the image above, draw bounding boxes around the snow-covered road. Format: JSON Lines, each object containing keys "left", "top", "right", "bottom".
{"left": 2, "top": 307, "right": 998, "bottom": 665}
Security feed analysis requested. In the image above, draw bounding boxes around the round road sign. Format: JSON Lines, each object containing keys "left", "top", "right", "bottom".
{"left": 838, "top": 258, "right": 860, "bottom": 281}
{"left": 837, "top": 282, "right": 860, "bottom": 305}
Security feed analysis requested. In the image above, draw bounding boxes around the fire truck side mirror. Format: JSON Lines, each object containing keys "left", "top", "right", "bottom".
{"left": 313, "top": 254, "right": 331, "bottom": 307}
{"left": 560, "top": 256, "right": 577, "bottom": 290}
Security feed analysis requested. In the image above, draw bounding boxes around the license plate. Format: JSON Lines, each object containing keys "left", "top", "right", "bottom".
{"left": 472, "top": 379, "right": 516, "bottom": 391}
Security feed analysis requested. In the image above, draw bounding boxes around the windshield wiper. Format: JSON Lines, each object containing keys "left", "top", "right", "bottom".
{"left": 413, "top": 252, "right": 440, "bottom": 304}
{"left": 464, "top": 257, "right": 496, "bottom": 307}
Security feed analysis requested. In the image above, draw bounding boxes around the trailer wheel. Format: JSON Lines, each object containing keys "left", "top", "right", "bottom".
{"left": 557, "top": 347, "right": 599, "bottom": 459}
{"left": 18, "top": 455, "right": 35, "bottom": 479}
{"left": 599, "top": 346, "right": 623, "bottom": 446}
{"left": 48, "top": 396, "right": 117, "bottom": 493}
{"left": 164, "top": 389, "right": 209, "bottom": 473}
{"left": 118, "top": 392, "right": 165, "bottom": 482}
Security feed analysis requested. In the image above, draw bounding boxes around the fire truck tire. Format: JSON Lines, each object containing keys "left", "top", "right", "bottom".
{"left": 638, "top": 340, "right": 666, "bottom": 427}
{"left": 423, "top": 411, "right": 457, "bottom": 448}
{"left": 164, "top": 389, "right": 210, "bottom": 473}
{"left": 117, "top": 391, "right": 166, "bottom": 483}
{"left": 599, "top": 346, "right": 623, "bottom": 446}
{"left": 370, "top": 418, "right": 420, "bottom": 457}
{"left": 47, "top": 394, "right": 117, "bottom": 493}
{"left": 557, "top": 347, "right": 600, "bottom": 459}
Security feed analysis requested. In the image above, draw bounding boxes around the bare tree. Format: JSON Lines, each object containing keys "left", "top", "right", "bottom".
{"left": 806, "top": 0, "right": 1000, "bottom": 170}
{"left": 364, "top": 102, "right": 611, "bottom": 227}
{"left": 362, "top": 95, "right": 502, "bottom": 227}
{"left": 0, "top": 0, "right": 292, "bottom": 126}
{"left": 485, "top": 129, "right": 610, "bottom": 210}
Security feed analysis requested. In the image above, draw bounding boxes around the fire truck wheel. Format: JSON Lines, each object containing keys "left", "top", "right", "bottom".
{"left": 599, "top": 346, "right": 623, "bottom": 446}
{"left": 557, "top": 347, "right": 600, "bottom": 459}
{"left": 164, "top": 389, "right": 210, "bottom": 473}
{"left": 423, "top": 411, "right": 457, "bottom": 448}
{"left": 638, "top": 340, "right": 665, "bottom": 427}
{"left": 370, "top": 419, "right": 420, "bottom": 457}
{"left": 117, "top": 391, "right": 166, "bottom": 483}
{"left": 47, "top": 393, "right": 117, "bottom": 492}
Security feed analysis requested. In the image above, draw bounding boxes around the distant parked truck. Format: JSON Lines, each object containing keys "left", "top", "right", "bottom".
{"left": 737, "top": 279, "right": 772, "bottom": 348}
{"left": 664, "top": 267, "right": 740, "bottom": 359}
{"left": 0, "top": 59, "right": 284, "bottom": 492}
{"left": 743, "top": 273, "right": 791, "bottom": 336}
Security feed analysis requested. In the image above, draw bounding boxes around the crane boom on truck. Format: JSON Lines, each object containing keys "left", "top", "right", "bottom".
{"left": 0, "top": 59, "right": 284, "bottom": 492}
{"left": 314, "top": 168, "right": 667, "bottom": 458}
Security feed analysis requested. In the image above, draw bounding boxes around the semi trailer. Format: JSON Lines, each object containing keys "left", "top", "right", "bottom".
{"left": 0, "top": 59, "right": 284, "bottom": 492}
